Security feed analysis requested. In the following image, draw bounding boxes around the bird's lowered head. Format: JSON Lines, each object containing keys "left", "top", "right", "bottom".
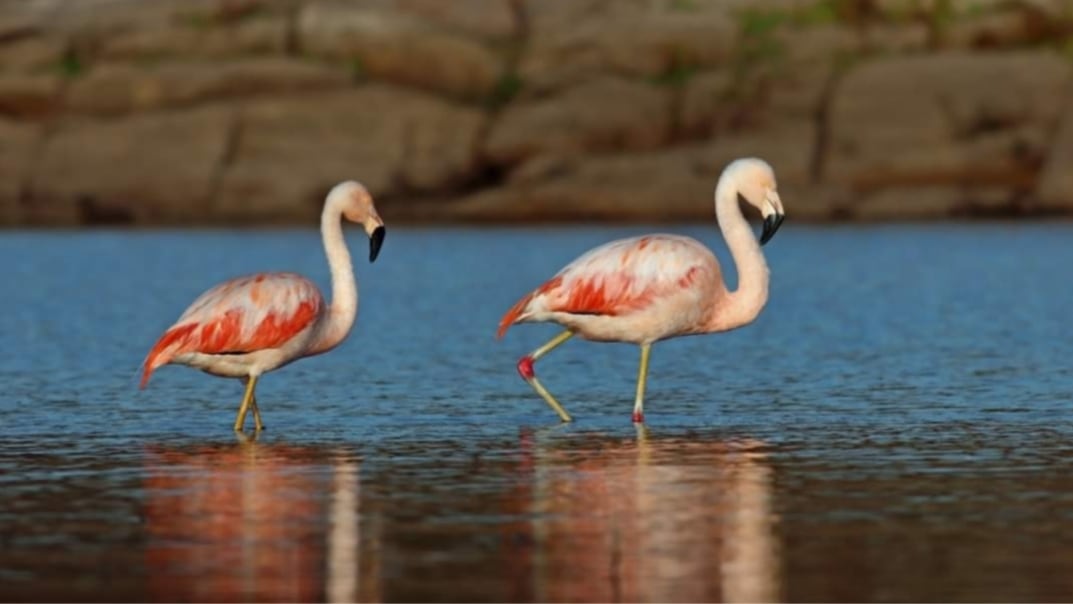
{"left": 328, "top": 180, "right": 386, "bottom": 262}
{"left": 726, "top": 157, "right": 785, "bottom": 246}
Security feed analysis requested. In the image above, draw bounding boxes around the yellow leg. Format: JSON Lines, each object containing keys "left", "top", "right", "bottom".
{"left": 517, "top": 330, "right": 575, "bottom": 422}
{"left": 632, "top": 343, "right": 652, "bottom": 423}
{"left": 233, "top": 376, "right": 258, "bottom": 432}
{"left": 251, "top": 395, "right": 264, "bottom": 431}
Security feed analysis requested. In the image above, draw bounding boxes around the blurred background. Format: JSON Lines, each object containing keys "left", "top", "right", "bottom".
{"left": 3, "top": 0, "right": 1072, "bottom": 227}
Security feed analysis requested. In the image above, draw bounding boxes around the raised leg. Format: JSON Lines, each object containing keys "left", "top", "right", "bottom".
{"left": 632, "top": 343, "right": 652, "bottom": 423}
{"left": 233, "top": 375, "right": 258, "bottom": 432}
{"left": 516, "top": 330, "right": 575, "bottom": 422}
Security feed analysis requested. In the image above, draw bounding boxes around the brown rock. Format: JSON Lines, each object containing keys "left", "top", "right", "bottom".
{"left": 0, "top": 74, "right": 62, "bottom": 118}
{"left": 522, "top": 1, "right": 737, "bottom": 91}
{"left": 873, "top": 0, "right": 1003, "bottom": 17}
{"left": 31, "top": 0, "right": 259, "bottom": 35}
{"left": 826, "top": 52, "right": 1070, "bottom": 204}
{"left": 396, "top": 0, "right": 517, "bottom": 39}
{"left": 680, "top": 71, "right": 734, "bottom": 137}
{"left": 680, "top": 59, "right": 830, "bottom": 139}
{"left": 853, "top": 185, "right": 1020, "bottom": 220}
{"left": 298, "top": 1, "right": 503, "bottom": 99}
{"left": 0, "top": 0, "right": 45, "bottom": 38}
{"left": 67, "top": 59, "right": 350, "bottom": 115}
{"left": 860, "top": 24, "right": 929, "bottom": 53}
{"left": 854, "top": 187, "right": 959, "bottom": 220}
{"left": 28, "top": 105, "right": 233, "bottom": 224}
{"left": 0, "top": 118, "right": 39, "bottom": 224}
{"left": 775, "top": 25, "right": 860, "bottom": 65}
{"left": 97, "top": 15, "right": 288, "bottom": 60}
{"left": 0, "top": 36, "right": 67, "bottom": 73}
{"left": 486, "top": 77, "right": 673, "bottom": 165}
{"left": 216, "top": 86, "right": 485, "bottom": 221}
{"left": 1037, "top": 100, "right": 1073, "bottom": 210}
{"left": 945, "top": 11, "right": 1029, "bottom": 49}
{"left": 457, "top": 121, "right": 824, "bottom": 221}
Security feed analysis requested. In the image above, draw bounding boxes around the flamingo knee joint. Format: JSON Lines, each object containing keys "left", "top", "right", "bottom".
{"left": 517, "top": 356, "right": 535, "bottom": 380}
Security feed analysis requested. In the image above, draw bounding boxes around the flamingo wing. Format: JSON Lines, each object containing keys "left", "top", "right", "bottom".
{"left": 498, "top": 235, "right": 718, "bottom": 337}
{"left": 141, "top": 272, "right": 324, "bottom": 387}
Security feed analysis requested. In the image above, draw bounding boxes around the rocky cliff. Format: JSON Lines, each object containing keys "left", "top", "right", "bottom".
{"left": 2, "top": 0, "right": 1073, "bottom": 225}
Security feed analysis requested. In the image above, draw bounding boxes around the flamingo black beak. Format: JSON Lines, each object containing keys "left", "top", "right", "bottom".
{"left": 759, "top": 213, "right": 785, "bottom": 246}
{"left": 369, "top": 226, "right": 385, "bottom": 262}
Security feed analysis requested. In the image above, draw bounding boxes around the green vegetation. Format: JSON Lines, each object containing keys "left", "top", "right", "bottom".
{"left": 669, "top": 0, "right": 699, "bottom": 12}
{"left": 737, "top": 0, "right": 843, "bottom": 36}
{"left": 912, "top": 0, "right": 955, "bottom": 48}
{"left": 652, "top": 62, "right": 698, "bottom": 88}
{"left": 796, "top": 0, "right": 841, "bottom": 26}
{"left": 1056, "top": 36, "right": 1073, "bottom": 61}
{"left": 349, "top": 57, "right": 366, "bottom": 82}
{"left": 739, "top": 9, "right": 786, "bottom": 38}
{"left": 56, "top": 53, "right": 84, "bottom": 79}
{"left": 488, "top": 72, "right": 523, "bottom": 109}
{"left": 735, "top": 7, "right": 787, "bottom": 71}
{"left": 962, "top": 1, "right": 991, "bottom": 18}
{"left": 176, "top": 12, "right": 214, "bottom": 30}
{"left": 650, "top": 48, "right": 701, "bottom": 88}
{"left": 174, "top": 2, "right": 267, "bottom": 30}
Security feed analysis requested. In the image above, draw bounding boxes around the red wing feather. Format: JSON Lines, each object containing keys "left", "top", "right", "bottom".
{"left": 141, "top": 274, "right": 322, "bottom": 388}
{"left": 497, "top": 276, "right": 562, "bottom": 339}
{"left": 497, "top": 235, "right": 713, "bottom": 338}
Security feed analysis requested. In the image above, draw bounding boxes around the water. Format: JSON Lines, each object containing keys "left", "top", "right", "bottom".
{"left": 1, "top": 223, "right": 1072, "bottom": 602}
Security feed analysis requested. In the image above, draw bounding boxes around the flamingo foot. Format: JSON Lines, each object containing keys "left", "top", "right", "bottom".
{"left": 632, "top": 411, "right": 645, "bottom": 423}
{"left": 517, "top": 356, "right": 535, "bottom": 380}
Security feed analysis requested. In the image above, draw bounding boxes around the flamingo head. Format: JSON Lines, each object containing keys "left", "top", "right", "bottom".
{"left": 330, "top": 181, "right": 387, "bottom": 262}
{"left": 731, "top": 158, "right": 785, "bottom": 246}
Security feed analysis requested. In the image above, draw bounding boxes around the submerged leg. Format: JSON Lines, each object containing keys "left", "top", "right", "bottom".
{"left": 632, "top": 343, "right": 652, "bottom": 423}
{"left": 233, "top": 376, "right": 258, "bottom": 432}
{"left": 516, "top": 330, "right": 575, "bottom": 422}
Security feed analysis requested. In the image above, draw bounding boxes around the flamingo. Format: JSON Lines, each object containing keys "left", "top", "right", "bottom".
{"left": 140, "top": 181, "right": 386, "bottom": 432}
{"left": 497, "top": 157, "right": 785, "bottom": 423}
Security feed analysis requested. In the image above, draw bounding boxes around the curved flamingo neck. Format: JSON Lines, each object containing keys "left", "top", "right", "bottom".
{"left": 311, "top": 196, "right": 357, "bottom": 354}
{"left": 708, "top": 172, "right": 769, "bottom": 332}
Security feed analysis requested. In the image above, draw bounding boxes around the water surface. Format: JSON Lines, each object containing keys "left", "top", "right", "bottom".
{"left": 1, "top": 224, "right": 1072, "bottom": 601}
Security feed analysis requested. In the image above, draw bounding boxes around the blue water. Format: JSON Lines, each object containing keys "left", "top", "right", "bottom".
{"left": 1, "top": 224, "right": 1072, "bottom": 601}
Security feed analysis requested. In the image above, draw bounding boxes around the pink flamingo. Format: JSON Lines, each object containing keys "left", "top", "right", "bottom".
{"left": 498, "top": 158, "right": 785, "bottom": 423}
{"left": 141, "top": 181, "right": 386, "bottom": 432}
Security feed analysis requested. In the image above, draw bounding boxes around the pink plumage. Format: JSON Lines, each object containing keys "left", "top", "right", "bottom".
{"left": 498, "top": 157, "right": 787, "bottom": 424}
{"left": 141, "top": 273, "right": 323, "bottom": 388}
{"left": 498, "top": 235, "right": 720, "bottom": 341}
{"left": 140, "top": 180, "right": 386, "bottom": 432}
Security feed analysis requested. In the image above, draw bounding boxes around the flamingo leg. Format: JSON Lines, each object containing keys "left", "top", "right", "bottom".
{"left": 632, "top": 343, "right": 652, "bottom": 423}
{"left": 251, "top": 394, "right": 265, "bottom": 431}
{"left": 237, "top": 377, "right": 265, "bottom": 431}
{"left": 517, "top": 330, "right": 575, "bottom": 422}
{"left": 233, "top": 376, "right": 258, "bottom": 432}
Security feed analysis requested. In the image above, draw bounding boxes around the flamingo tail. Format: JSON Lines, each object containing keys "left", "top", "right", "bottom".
{"left": 497, "top": 293, "right": 534, "bottom": 339}
{"left": 140, "top": 323, "right": 197, "bottom": 388}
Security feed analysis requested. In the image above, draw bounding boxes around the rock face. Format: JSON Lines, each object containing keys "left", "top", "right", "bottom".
{"left": 460, "top": 122, "right": 819, "bottom": 221}
{"left": 521, "top": 1, "right": 738, "bottom": 92}
{"left": 827, "top": 52, "right": 1070, "bottom": 218}
{"left": 486, "top": 77, "right": 673, "bottom": 164}
{"left": 67, "top": 59, "right": 351, "bottom": 115}
{"left": 297, "top": 1, "right": 505, "bottom": 100}
{"left": 216, "top": 86, "right": 485, "bottom": 221}
{"left": 28, "top": 106, "right": 233, "bottom": 224}
{"left": 0, "top": 119, "right": 39, "bottom": 223}
{"left": 2, "top": 0, "right": 1073, "bottom": 225}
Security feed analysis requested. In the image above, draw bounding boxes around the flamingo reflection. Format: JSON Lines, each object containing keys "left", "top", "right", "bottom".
{"left": 506, "top": 427, "right": 781, "bottom": 603}
{"left": 142, "top": 437, "right": 380, "bottom": 603}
